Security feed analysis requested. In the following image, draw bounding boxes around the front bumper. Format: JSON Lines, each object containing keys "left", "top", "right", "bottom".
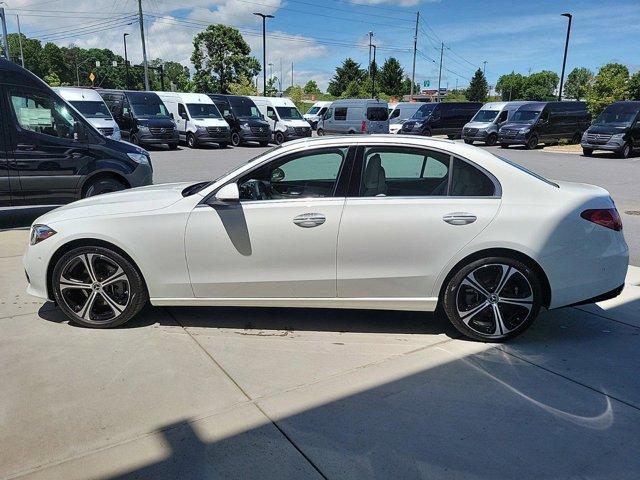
{"left": 195, "top": 129, "right": 231, "bottom": 144}
{"left": 138, "top": 133, "right": 179, "bottom": 145}
{"left": 463, "top": 130, "right": 489, "bottom": 142}
{"left": 283, "top": 129, "right": 312, "bottom": 140}
{"left": 498, "top": 134, "right": 527, "bottom": 145}
{"left": 580, "top": 140, "right": 624, "bottom": 152}
{"left": 239, "top": 130, "right": 271, "bottom": 143}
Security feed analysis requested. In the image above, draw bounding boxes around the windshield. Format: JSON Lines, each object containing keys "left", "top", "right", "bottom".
{"left": 307, "top": 106, "right": 320, "bottom": 115}
{"left": 187, "top": 103, "right": 221, "bottom": 119}
{"left": 276, "top": 106, "right": 303, "bottom": 120}
{"left": 510, "top": 110, "right": 540, "bottom": 124}
{"left": 471, "top": 110, "right": 499, "bottom": 122}
{"left": 595, "top": 106, "right": 638, "bottom": 126}
{"left": 412, "top": 103, "right": 437, "bottom": 119}
{"left": 70, "top": 100, "right": 112, "bottom": 119}
{"left": 229, "top": 98, "right": 261, "bottom": 118}
{"left": 131, "top": 102, "right": 169, "bottom": 118}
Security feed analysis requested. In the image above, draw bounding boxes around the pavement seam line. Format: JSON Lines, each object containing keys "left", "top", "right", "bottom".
{"left": 164, "top": 307, "right": 330, "bottom": 480}
{"left": 573, "top": 305, "right": 640, "bottom": 330}
{"left": 496, "top": 346, "right": 640, "bottom": 412}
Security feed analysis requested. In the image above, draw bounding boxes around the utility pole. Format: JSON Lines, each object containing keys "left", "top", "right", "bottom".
{"left": 371, "top": 45, "right": 377, "bottom": 98}
{"left": 291, "top": 61, "right": 293, "bottom": 89}
{"left": 411, "top": 11, "right": 419, "bottom": 98}
{"left": 368, "top": 31, "right": 373, "bottom": 77}
{"left": 0, "top": 7, "right": 9, "bottom": 61}
{"left": 437, "top": 42, "right": 444, "bottom": 102}
{"left": 558, "top": 12, "right": 572, "bottom": 101}
{"left": 254, "top": 12, "right": 274, "bottom": 96}
{"left": 279, "top": 57, "right": 282, "bottom": 93}
{"left": 483, "top": 61, "right": 487, "bottom": 75}
{"left": 123, "top": 33, "right": 130, "bottom": 89}
{"left": 137, "top": 0, "right": 150, "bottom": 90}
{"left": 16, "top": 14, "right": 24, "bottom": 66}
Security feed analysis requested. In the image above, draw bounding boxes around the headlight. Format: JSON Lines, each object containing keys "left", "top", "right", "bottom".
{"left": 582, "top": 131, "right": 588, "bottom": 140}
{"left": 610, "top": 133, "right": 625, "bottom": 142}
{"left": 127, "top": 152, "right": 150, "bottom": 165}
{"left": 287, "top": 126, "right": 295, "bottom": 133}
{"left": 241, "top": 123, "right": 250, "bottom": 130}
{"left": 138, "top": 125, "right": 150, "bottom": 132}
{"left": 519, "top": 128, "right": 529, "bottom": 134}
{"left": 30, "top": 224, "right": 56, "bottom": 245}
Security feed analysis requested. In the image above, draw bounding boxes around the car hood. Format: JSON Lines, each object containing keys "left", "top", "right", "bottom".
{"left": 87, "top": 118, "right": 118, "bottom": 130}
{"left": 465, "top": 121, "right": 492, "bottom": 129}
{"left": 587, "top": 124, "right": 629, "bottom": 134}
{"left": 192, "top": 118, "right": 229, "bottom": 127}
{"left": 283, "top": 119, "right": 311, "bottom": 127}
{"left": 501, "top": 122, "right": 532, "bottom": 131}
{"left": 137, "top": 118, "right": 175, "bottom": 128}
{"left": 36, "top": 182, "right": 192, "bottom": 224}
{"left": 238, "top": 117, "right": 269, "bottom": 126}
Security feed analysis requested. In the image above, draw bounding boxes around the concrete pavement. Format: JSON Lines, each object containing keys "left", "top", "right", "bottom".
{"left": 1, "top": 229, "right": 640, "bottom": 479}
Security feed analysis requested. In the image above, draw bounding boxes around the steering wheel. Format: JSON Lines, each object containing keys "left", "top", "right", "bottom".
{"left": 240, "top": 179, "right": 270, "bottom": 200}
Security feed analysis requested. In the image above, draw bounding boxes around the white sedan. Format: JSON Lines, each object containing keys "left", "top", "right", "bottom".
{"left": 24, "top": 136, "right": 628, "bottom": 341}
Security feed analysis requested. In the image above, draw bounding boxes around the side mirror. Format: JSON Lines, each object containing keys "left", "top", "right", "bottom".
{"left": 170, "top": 112, "right": 175, "bottom": 120}
{"left": 74, "top": 121, "right": 88, "bottom": 142}
{"left": 212, "top": 183, "right": 239, "bottom": 205}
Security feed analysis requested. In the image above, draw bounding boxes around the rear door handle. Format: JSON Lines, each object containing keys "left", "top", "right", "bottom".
{"left": 293, "top": 213, "right": 326, "bottom": 228}
{"left": 16, "top": 144, "right": 36, "bottom": 151}
{"left": 443, "top": 212, "right": 477, "bottom": 225}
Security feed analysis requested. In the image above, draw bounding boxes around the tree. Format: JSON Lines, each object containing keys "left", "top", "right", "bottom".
{"left": 495, "top": 72, "right": 527, "bottom": 100}
{"left": 587, "top": 63, "right": 630, "bottom": 116}
{"left": 523, "top": 70, "right": 559, "bottom": 100}
{"left": 342, "top": 79, "right": 362, "bottom": 98}
{"left": 444, "top": 89, "right": 467, "bottom": 102}
{"left": 265, "top": 76, "right": 279, "bottom": 96}
{"left": 149, "top": 59, "right": 190, "bottom": 91}
{"left": 378, "top": 57, "right": 404, "bottom": 97}
{"left": 229, "top": 75, "right": 258, "bottom": 96}
{"left": 7, "top": 34, "right": 46, "bottom": 78}
{"left": 328, "top": 58, "right": 366, "bottom": 97}
{"left": 43, "top": 72, "right": 61, "bottom": 87}
{"left": 465, "top": 68, "right": 488, "bottom": 102}
{"left": 401, "top": 77, "right": 419, "bottom": 96}
{"left": 191, "top": 24, "right": 260, "bottom": 94}
{"left": 303, "top": 80, "right": 320, "bottom": 94}
{"left": 564, "top": 67, "right": 592, "bottom": 101}
{"left": 628, "top": 71, "right": 640, "bottom": 101}
{"left": 285, "top": 85, "right": 304, "bottom": 104}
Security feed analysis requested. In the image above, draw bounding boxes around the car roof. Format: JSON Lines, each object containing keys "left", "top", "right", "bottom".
{"left": 54, "top": 87, "right": 104, "bottom": 101}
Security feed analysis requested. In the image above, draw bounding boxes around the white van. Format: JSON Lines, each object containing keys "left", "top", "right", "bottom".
{"left": 54, "top": 87, "right": 121, "bottom": 140}
{"left": 303, "top": 101, "right": 332, "bottom": 130}
{"left": 155, "top": 91, "right": 231, "bottom": 148}
{"left": 249, "top": 96, "right": 312, "bottom": 144}
{"left": 388, "top": 102, "right": 422, "bottom": 134}
{"left": 318, "top": 99, "right": 389, "bottom": 135}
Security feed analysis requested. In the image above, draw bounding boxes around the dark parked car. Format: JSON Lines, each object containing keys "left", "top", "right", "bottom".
{"left": 498, "top": 101, "right": 591, "bottom": 150}
{"left": 208, "top": 94, "right": 271, "bottom": 147}
{"left": 581, "top": 101, "right": 640, "bottom": 158}
{"left": 400, "top": 102, "right": 482, "bottom": 138}
{"left": 0, "top": 59, "right": 152, "bottom": 209}
{"left": 99, "top": 90, "right": 179, "bottom": 149}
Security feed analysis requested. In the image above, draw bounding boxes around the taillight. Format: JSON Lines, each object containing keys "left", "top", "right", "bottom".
{"left": 580, "top": 208, "right": 623, "bottom": 231}
{"left": 361, "top": 121, "right": 367, "bottom": 133}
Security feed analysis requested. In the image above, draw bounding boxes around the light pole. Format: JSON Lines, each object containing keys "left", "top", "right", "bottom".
{"left": 558, "top": 12, "right": 572, "bottom": 101}
{"left": 123, "top": 33, "right": 130, "bottom": 90}
{"left": 253, "top": 12, "right": 274, "bottom": 96}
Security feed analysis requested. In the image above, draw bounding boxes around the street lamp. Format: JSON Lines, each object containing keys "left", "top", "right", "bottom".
{"left": 253, "top": 12, "right": 274, "bottom": 96}
{"left": 558, "top": 12, "right": 572, "bottom": 101}
{"left": 123, "top": 32, "right": 130, "bottom": 90}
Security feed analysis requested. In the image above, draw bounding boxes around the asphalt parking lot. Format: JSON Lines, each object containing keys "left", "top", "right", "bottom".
{"left": 2, "top": 140, "right": 640, "bottom": 479}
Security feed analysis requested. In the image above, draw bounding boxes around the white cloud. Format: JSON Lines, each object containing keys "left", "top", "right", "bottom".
{"left": 350, "top": 0, "right": 436, "bottom": 6}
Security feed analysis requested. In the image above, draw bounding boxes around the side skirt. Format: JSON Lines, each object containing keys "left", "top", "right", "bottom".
{"left": 150, "top": 297, "right": 439, "bottom": 312}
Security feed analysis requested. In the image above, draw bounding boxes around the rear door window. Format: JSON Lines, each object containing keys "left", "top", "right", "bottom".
{"left": 367, "top": 107, "right": 389, "bottom": 121}
{"left": 334, "top": 107, "right": 347, "bottom": 121}
{"left": 449, "top": 158, "right": 496, "bottom": 196}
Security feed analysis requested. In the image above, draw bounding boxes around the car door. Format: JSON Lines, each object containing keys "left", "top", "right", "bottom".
{"left": 0, "top": 90, "right": 10, "bottom": 207}
{"left": 6, "top": 86, "right": 93, "bottom": 205}
{"left": 337, "top": 144, "right": 501, "bottom": 301}
{"left": 184, "top": 146, "right": 354, "bottom": 298}
{"left": 177, "top": 103, "right": 189, "bottom": 139}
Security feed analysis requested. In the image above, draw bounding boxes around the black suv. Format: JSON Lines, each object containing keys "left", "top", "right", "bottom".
{"left": 1, "top": 59, "right": 152, "bottom": 209}
{"left": 209, "top": 94, "right": 271, "bottom": 147}
{"left": 581, "top": 101, "right": 640, "bottom": 158}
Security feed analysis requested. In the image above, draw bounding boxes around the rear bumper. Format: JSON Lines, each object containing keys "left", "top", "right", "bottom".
{"left": 566, "top": 283, "right": 625, "bottom": 307}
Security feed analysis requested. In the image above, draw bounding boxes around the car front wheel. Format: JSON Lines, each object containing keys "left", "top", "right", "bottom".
{"left": 619, "top": 142, "right": 632, "bottom": 158}
{"left": 442, "top": 257, "right": 542, "bottom": 342}
{"left": 231, "top": 132, "right": 241, "bottom": 147}
{"left": 52, "top": 246, "right": 148, "bottom": 328}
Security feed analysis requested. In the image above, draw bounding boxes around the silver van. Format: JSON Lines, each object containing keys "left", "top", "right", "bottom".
{"left": 318, "top": 99, "right": 389, "bottom": 135}
{"left": 462, "top": 101, "right": 532, "bottom": 146}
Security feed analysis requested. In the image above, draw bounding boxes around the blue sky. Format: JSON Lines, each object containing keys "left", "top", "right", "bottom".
{"left": 5, "top": 0, "right": 640, "bottom": 91}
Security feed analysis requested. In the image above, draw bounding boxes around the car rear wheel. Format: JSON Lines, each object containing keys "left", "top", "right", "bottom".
{"left": 582, "top": 148, "right": 593, "bottom": 157}
{"left": 52, "top": 246, "right": 148, "bottom": 328}
{"left": 231, "top": 132, "right": 241, "bottom": 147}
{"left": 618, "top": 142, "right": 632, "bottom": 158}
{"left": 83, "top": 178, "right": 126, "bottom": 198}
{"left": 485, "top": 133, "right": 498, "bottom": 146}
{"left": 442, "top": 256, "right": 542, "bottom": 342}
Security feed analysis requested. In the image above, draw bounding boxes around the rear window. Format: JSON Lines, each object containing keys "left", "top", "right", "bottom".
{"left": 367, "top": 107, "right": 389, "bottom": 121}
{"left": 494, "top": 154, "right": 559, "bottom": 188}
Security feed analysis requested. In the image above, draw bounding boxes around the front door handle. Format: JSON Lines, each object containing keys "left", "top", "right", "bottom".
{"left": 293, "top": 213, "right": 326, "bottom": 228}
{"left": 16, "top": 143, "right": 36, "bottom": 151}
{"left": 443, "top": 212, "right": 477, "bottom": 225}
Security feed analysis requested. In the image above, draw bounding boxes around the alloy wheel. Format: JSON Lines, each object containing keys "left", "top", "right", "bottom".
{"left": 58, "top": 253, "right": 130, "bottom": 324}
{"left": 455, "top": 263, "right": 534, "bottom": 339}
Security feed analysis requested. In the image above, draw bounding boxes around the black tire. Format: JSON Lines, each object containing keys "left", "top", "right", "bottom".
{"left": 83, "top": 177, "right": 126, "bottom": 198}
{"left": 218, "top": 142, "right": 230, "bottom": 149}
{"left": 447, "top": 134, "right": 457, "bottom": 140}
{"left": 500, "top": 143, "right": 509, "bottom": 149}
{"left": 485, "top": 133, "right": 498, "bottom": 146}
{"left": 422, "top": 129, "right": 432, "bottom": 137}
{"left": 168, "top": 143, "right": 178, "bottom": 150}
{"left": 618, "top": 142, "right": 632, "bottom": 159}
{"left": 130, "top": 133, "right": 140, "bottom": 146}
{"left": 442, "top": 256, "right": 542, "bottom": 342}
{"left": 186, "top": 133, "right": 197, "bottom": 148}
{"left": 231, "top": 132, "right": 241, "bottom": 147}
{"left": 52, "top": 246, "right": 148, "bottom": 328}
{"left": 571, "top": 132, "right": 582, "bottom": 145}
{"left": 316, "top": 128, "right": 324, "bottom": 136}
{"left": 525, "top": 135, "right": 538, "bottom": 150}
{"left": 259, "top": 141, "right": 269, "bottom": 147}
{"left": 582, "top": 148, "right": 593, "bottom": 157}
{"left": 464, "top": 139, "right": 473, "bottom": 145}
{"left": 274, "top": 131, "right": 285, "bottom": 145}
